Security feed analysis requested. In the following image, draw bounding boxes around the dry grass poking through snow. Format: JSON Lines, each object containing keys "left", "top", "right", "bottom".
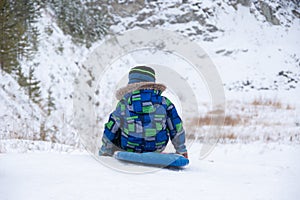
{"left": 251, "top": 98, "right": 294, "bottom": 110}
{"left": 186, "top": 98, "right": 299, "bottom": 143}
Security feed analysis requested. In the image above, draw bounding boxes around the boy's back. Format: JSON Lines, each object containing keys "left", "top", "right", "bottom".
{"left": 99, "top": 66, "right": 188, "bottom": 158}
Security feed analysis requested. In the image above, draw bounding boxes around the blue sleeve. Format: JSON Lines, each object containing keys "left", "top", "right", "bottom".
{"left": 163, "top": 97, "right": 187, "bottom": 153}
{"left": 99, "top": 101, "right": 123, "bottom": 156}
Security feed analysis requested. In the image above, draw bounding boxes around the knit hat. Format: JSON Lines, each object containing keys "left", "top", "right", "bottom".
{"left": 115, "top": 66, "right": 166, "bottom": 100}
{"left": 128, "top": 66, "right": 156, "bottom": 84}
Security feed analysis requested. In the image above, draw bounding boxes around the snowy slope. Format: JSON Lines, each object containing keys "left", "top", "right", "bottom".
{"left": 1, "top": 143, "right": 300, "bottom": 200}
{"left": 0, "top": 73, "right": 43, "bottom": 140}
{"left": 1, "top": 0, "right": 300, "bottom": 151}
{"left": 109, "top": 0, "right": 300, "bottom": 94}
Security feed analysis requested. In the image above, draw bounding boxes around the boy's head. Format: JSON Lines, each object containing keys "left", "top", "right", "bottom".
{"left": 116, "top": 65, "right": 166, "bottom": 100}
{"left": 128, "top": 66, "right": 156, "bottom": 84}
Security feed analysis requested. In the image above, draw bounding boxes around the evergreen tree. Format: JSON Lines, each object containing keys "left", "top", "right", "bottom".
{"left": 0, "top": 0, "right": 41, "bottom": 71}
{"left": 46, "top": 87, "right": 56, "bottom": 116}
{"left": 16, "top": 64, "right": 42, "bottom": 104}
{"left": 1, "top": 0, "right": 42, "bottom": 104}
{"left": 27, "top": 64, "right": 41, "bottom": 104}
{"left": 16, "top": 66, "right": 27, "bottom": 87}
{"left": 0, "top": 0, "right": 26, "bottom": 73}
{"left": 46, "top": 0, "right": 108, "bottom": 47}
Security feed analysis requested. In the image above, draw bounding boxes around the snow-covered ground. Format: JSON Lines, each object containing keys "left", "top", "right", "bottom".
{"left": 1, "top": 143, "right": 299, "bottom": 200}
{"left": 1, "top": 1, "right": 300, "bottom": 199}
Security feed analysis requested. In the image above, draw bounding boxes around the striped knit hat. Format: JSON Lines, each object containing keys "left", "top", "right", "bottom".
{"left": 116, "top": 66, "right": 166, "bottom": 100}
{"left": 128, "top": 66, "right": 156, "bottom": 84}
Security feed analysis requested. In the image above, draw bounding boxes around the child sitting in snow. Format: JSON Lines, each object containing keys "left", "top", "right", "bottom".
{"left": 99, "top": 66, "right": 188, "bottom": 158}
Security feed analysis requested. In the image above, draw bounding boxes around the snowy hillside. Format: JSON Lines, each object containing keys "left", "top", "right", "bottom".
{"left": 1, "top": 0, "right": 300, "bottom": 151}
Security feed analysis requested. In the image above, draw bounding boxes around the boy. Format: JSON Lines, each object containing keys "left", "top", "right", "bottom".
{"left": 99, "top": 66, "right": 188, "bottom": 158}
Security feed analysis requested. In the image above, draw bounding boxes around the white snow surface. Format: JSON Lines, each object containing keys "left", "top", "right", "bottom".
{"left": 1, "top": 143, "right": 299, "bottom": 200}
{"left": 1, "top": 1, "right": 300, "bottom": 199}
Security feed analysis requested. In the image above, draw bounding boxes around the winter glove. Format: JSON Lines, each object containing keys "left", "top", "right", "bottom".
{"left": 99, "top": 151, "right": 110, "bottom": 157}
{"left": 99, "top": 146, "right": 113, "bottom": 157}
{"left": 177, "top": 151, "right": 188, "bottom": 159}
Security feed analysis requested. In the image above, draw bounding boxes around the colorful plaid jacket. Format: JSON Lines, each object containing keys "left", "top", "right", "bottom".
{"left": 100, "top": 89, "right": 187, "bottom": 155}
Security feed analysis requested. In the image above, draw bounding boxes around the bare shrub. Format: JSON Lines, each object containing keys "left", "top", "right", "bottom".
{"left": 251, "top": 98, "right": 285, "bottom": 108}
{"left": 286, "top": 104, "right": 295, "bottom": 110}
{"left": 189, "top": 115, "right": 244, "bottom": 126}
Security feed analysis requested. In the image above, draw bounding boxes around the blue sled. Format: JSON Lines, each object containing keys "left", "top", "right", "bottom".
{"left": 114, "top": 151, "right": 189, "bottom": 167}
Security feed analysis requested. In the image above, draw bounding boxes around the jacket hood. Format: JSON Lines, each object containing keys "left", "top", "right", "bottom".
{"left": 115, "top": 82, "right": 166, "bottom": 100}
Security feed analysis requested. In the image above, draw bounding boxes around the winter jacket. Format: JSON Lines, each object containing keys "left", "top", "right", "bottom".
{"left": 99, "top": 89, "right": 187, "bottom": 156}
